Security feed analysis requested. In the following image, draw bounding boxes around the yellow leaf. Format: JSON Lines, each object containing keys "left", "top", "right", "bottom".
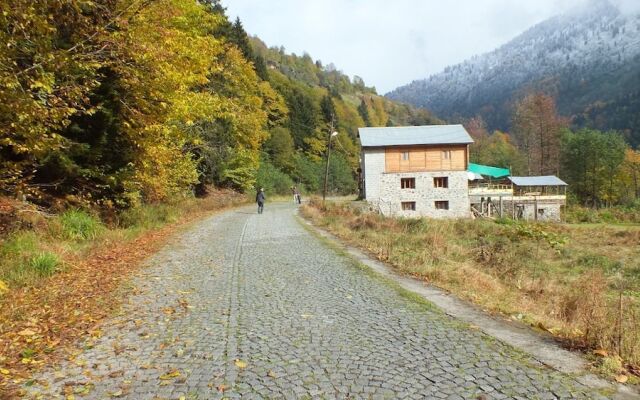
{"left": 0, "top": 280, "right": 9, "bottom": 295}
{"left": 0, "top": 368, "right": 10, "bottom": 375}
{"left": 234, "top": 359, "right": 247, "bottom": 369}
{"left": 18, "top": 329, "right": 36, "bottom": 336}
{"left": 159, "top": 369, "right": 180, "bottom": 380}
{"left": 615, "top": 374, "right": 628, "bottom": 383}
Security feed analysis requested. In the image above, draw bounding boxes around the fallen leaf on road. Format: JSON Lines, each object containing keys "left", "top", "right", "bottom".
{"left": 267, "top": 370, "right": 277, "bottom": 378}
{"left": 159, "top": 369, "right": 181, "bottom": 380}
{"left": 108, "top": 370, "right": 124, "bottom": 378}
{"left": 216, "top": 383, "right": 228, "bottom": 392}
{"left": 234, "top": 359, "right": 247, "bottom": 369}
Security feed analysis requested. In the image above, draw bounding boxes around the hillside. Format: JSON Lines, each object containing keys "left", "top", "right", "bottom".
{"left": 243, "top": 35, "right": 442, "bottom": 195}
{"left": 387, "top": 0, "right": 640, "bottom": 146}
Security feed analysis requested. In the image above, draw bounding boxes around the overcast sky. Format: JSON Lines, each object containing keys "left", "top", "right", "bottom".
{"left": 223, "top": 0, "right": 636, "bottom": 93}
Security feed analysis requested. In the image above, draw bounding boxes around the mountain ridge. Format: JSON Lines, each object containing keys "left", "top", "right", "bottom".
{"left": 387, "top": 0, "right": 640, "bottom": 146}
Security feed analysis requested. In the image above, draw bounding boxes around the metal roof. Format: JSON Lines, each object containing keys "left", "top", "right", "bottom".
{"left": 468, "top": 163, "right": 510, "bottom": 179}
{"left": 508, "top": 176, "right": 568, "bottom": 186}
{"left": 358, "top": 125, "right": 473, "bottom": 147}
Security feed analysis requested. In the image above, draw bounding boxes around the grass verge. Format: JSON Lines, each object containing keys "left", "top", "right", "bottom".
{"left": 301, "top": 198, "right": 640, "bottom": 383}
{"left": 0, "top": 189, "right": 248, "bottom": 395}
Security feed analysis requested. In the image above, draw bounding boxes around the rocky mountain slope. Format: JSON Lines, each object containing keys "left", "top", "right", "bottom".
{"left": 387, "top": 0, "right": 640, "bottom": 146}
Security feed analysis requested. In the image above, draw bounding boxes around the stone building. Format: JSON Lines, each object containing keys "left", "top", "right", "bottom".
{"left": 359, "top": 125, "right": 474, "bottom": 218}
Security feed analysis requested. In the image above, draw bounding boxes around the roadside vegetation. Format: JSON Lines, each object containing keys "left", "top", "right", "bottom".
{"left": 302, "top": 199, "right": 640, "bottom": 382}
{"left": 0, "top": 190, "right": 247, "bottom": 390}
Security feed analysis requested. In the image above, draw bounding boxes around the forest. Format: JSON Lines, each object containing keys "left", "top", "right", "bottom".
{"left": 0, "top": 0, "right": 440, "bottom": 214}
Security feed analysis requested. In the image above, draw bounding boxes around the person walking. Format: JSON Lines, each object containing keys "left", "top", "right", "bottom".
{"left": 294, "top": 186, "right": 302, "bottom": 204}
{"left": 256, "top": 188, "right": 266, "bottom": 214}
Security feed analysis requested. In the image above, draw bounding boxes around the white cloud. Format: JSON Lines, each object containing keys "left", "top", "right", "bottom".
{"left": 223, "top": 0, "right": 596, "bottom": 93}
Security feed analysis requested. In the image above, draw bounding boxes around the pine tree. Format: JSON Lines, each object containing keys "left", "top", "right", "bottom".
{"left": 230, "top": 18, "right": 253, "bottom": 60}
{"left": 358, "top": 99, "right": 371, "bottom": 127}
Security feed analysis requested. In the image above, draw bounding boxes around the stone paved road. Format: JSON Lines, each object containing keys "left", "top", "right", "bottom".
{"left": 25, "top": 203, "right": 607, "bottom": 399}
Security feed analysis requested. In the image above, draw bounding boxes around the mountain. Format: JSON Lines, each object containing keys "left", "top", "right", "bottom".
{"left": 386, "top": 0, "right": 640, "bottom": 146}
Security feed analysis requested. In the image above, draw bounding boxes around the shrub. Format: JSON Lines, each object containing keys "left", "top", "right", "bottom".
{"left": 59, "top": 210, "right": 102, "bottom": 240}
{"left": 28, "top": 252, "right": 60, "bottom": 277}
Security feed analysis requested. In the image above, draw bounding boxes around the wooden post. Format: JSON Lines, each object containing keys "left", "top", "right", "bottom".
{"left": 534, "top": 196, "right": 538, "bottom": 221}
{"left": 499, "top": 196, "right": 503, "bottom": 218}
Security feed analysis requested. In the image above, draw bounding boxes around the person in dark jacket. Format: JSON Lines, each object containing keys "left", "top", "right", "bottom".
{"left": 256, "top": 188, "right": 266, "bottom": 214}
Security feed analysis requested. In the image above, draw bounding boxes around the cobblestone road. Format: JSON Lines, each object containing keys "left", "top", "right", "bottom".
{"left": 25, "top": 203, "right": 606, "bottom": 399}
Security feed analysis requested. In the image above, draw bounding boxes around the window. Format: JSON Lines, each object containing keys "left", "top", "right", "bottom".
{"left": 402, "top": 151, "right": 410, "bottom": 161}
{"left": 401, "top": 202, "right": 416, "bottom": 211}
{"left": 435, "top": 201, "right": 449, "bottom": 210}
{"left": 401, "top": 177, "right": 416, "bottom": 189}
{"left": 433, "top": 177, "right": 448, "bottom": 188}
{"left": 442, "top": 150, "right": 451, "bottom": 160}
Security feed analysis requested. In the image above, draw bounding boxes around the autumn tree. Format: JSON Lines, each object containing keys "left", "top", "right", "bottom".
{"left": 512, "top": 93, "right": 567, "bottom": 176}
{"left": 0, "top": 0, "right": 119, "bottom": 201}
{"left": 617, "top": 149, "right": 640, "bottom": 203}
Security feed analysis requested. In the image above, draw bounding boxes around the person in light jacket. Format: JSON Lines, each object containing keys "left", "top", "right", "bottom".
{"left": 256, "top": 188, "right": 266, "bottom": 214}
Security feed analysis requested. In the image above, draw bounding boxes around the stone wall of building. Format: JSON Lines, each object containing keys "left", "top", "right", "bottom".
{"left": 519, "top": 203, "right": 562, "bottom": 222}
{"left": 373, "top": 171, "right": 470, "bottom": 218}
{"left": 362, "top": 149, "right": 385, "bottom": 201}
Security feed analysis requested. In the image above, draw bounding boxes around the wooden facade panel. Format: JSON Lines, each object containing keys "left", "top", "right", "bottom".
{"left": 425, "top": 149, "right": 442, "bottom": 170}
{"left": 451, "top": 148, "right": 466, "bottom": 170}
{"left": 409, "top": 150, "right": 426, "bottom": 170}
{"left": 385, "top": 148, "right": 400, "bottom": 172}
{"left": 385, "top": 145, "right": 467, "bottom": 172}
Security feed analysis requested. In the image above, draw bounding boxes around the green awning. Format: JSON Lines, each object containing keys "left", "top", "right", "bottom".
{"left": 468, "top": 163, "right": 510, "bottom": 179}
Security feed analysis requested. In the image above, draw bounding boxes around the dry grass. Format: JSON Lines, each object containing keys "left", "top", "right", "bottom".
{"left": 302, "top": 199, "right": 640, "bottom": 379}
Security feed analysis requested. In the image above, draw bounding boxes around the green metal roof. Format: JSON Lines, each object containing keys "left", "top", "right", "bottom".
{"left": 468, "top": 163, "right": 510, "bottom": 179}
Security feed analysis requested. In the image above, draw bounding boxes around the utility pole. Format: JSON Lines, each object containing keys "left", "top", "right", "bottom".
{"left": 322, "top": 117, "right": 338, "bottom": 205}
